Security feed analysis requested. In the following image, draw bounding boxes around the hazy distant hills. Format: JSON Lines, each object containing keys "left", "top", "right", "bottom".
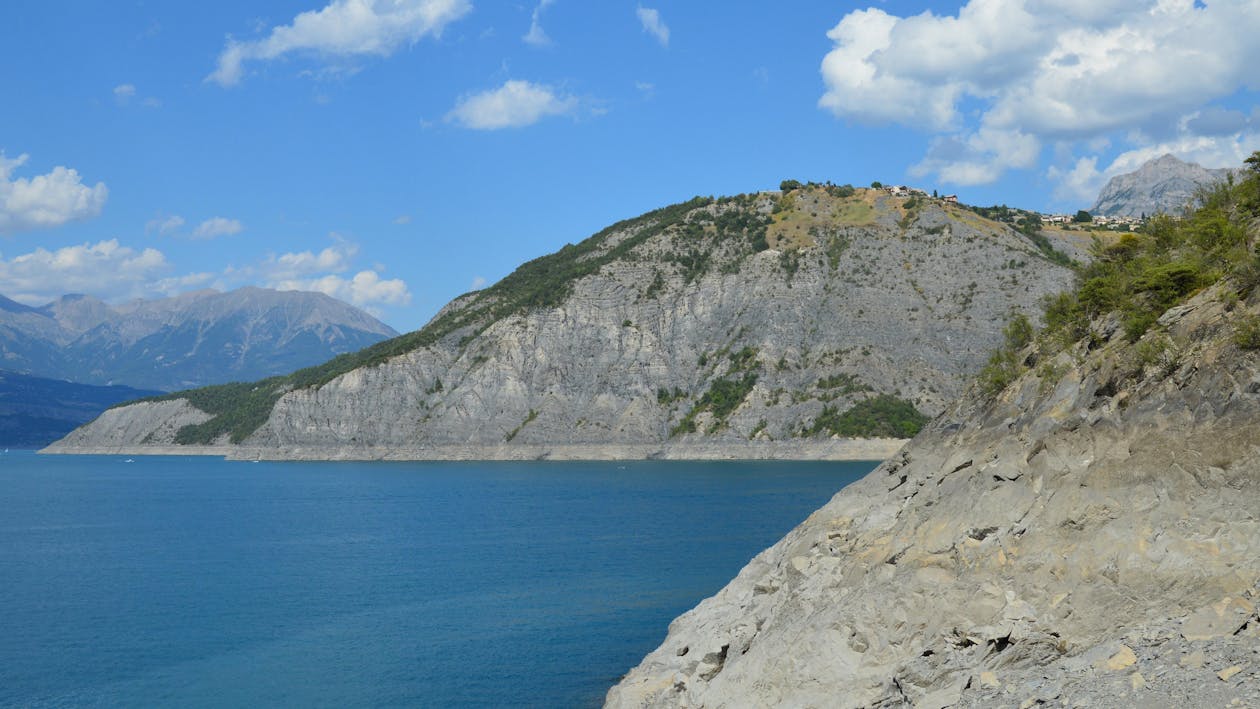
{"left": 0, "top": 287, "right": 398, "bottom": 392}
{"left": 1091, "top": 153, "right": 1238, "bottom": 217}
{"left": 0, "top": 371, "right": 161, "bottom": 447}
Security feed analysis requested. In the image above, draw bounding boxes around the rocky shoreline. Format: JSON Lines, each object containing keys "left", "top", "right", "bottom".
{"left": 42, "top": 438, "right": 905, "bottom": 462}
{"left": 605, "top": 282, "right": 1260, "bottom": 707}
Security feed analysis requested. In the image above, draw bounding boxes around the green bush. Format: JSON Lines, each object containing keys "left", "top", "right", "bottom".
{"left": 1234, "top": 315, "right": 1260, "bottom": 350}
{"left": 804, "top": 395, "right": 929, "bottom": 439}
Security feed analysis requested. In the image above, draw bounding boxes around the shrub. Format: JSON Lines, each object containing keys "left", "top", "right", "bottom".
{"left": 804, "top": 395, "right": 929, "bottom": 439}
{"left": 1234, "top": 315, "right": 1260, "bottom": 350}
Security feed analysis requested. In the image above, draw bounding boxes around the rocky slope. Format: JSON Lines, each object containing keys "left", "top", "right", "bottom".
{"left": 49, "top": 187, "right": 1074, "bottom": 459}
{"left": 607, "top": 167, "right": 1260, "bottom": 707}
{"left": 1091, "top": 154, "right": 1237, "bottom": 218}
{"left": 0, "top": 287, "right": 397, "bottom": 391}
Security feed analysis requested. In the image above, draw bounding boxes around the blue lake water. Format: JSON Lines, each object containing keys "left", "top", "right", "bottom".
{"left": 0, "top": 452, "right": 875, "bottom": 707}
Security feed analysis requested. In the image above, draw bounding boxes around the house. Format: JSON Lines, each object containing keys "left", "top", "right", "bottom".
{"left": 943, "top": 194, "right": 958, "bottom": 203}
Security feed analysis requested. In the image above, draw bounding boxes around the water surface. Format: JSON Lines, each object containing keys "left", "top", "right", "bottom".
{"left": 0, "top": 452, "right": 875, "bottom": 707}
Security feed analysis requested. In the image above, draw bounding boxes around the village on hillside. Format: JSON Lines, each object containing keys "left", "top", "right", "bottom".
{"left": 875, "top": 184, "right": 1148, "bottom": 231}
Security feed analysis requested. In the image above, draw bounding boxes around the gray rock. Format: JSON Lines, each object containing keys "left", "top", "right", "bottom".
{"left": 50, "top": 189, "right": 1075, "bottom": 459}
{"left": 605, "top": 281, "right": 1260, "bottom": 707}
{"left": 1091, "top": 154, "right": 1239, "bottom": 218}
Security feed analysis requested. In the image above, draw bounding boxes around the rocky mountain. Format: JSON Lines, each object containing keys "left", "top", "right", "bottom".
{"left": 1091, "top": 153, "right": 1237, "bottom": 217}
{"left": 0, "top": 370, "right": 160, "bottom": 448}
{"left": 49, "top": 186, "right": 1075, "bottom": 459}
{"left": 0, "top": 287, "right": 398, "bottom": 391}
{"left": 607, "top": 162, "right": 1260, "bottom": 706}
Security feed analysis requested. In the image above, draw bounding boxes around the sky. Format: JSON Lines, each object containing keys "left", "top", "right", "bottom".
{"left": 2, "top": 0, "right": 1259, "bottom": 332}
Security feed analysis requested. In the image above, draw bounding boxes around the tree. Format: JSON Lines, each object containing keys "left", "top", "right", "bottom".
{"left": 1246, "top": 151, "right": 1260, "bottom": 173}
{"left": 871, "top": 181, "right": 883, "bottom": 189}
{"left": 779, "top": 179, "right": 803, "bottom": 192}
{"left": 1074, "top": 210, "right": 1093, "bottom": 223}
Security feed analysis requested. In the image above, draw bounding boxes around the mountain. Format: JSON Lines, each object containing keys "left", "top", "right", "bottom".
{"left": 607, "top": 162, "right": 1260, "bottom": 706}
{"left": 0, "top": 370, "right": 160, "bottom": 448}
{"left": 1090, "top": 153, "right": 1237, "bottom": 217}
{"left": 50, "top": 186, "right": 1075, "bottom": 459}
{"left": 0, "top": 287, "right": 398, "bottom": 391}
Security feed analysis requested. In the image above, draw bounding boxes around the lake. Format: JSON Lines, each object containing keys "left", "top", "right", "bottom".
{"left": 0, "top": 452, "right": 876, "bottom": 707}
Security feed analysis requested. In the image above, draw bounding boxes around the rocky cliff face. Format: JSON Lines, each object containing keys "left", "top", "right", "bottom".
{"left": 0, "top": 287, "right": 397, "bottom": 391}
{"left": 49, "top": 187, "right": 1075, "bottom": 458}
{"left": 606, "top": 175, "right": 1260, "bottom": 706}
{"left": 1091, "top": 154, "right": 1236, "bottom": 218}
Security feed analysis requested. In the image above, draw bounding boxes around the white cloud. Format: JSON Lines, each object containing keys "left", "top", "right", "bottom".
{"left": 524, "top": 0, "right": 554, "bottom": 47}
{"left": 0, "top": 239, "right": 168, "bottom": 304}
{"left": 192, "top": 217, "right": 244, "bottom": 239}
{"left": 258, "top": 242, "right": 358, "bottom": 282}
{"left": 208, "top": 0, "right": 472, "bottom": 87}
{"left": 636, "top": 6, "right": 669, "bottom": 47}
{"left": 470, "top": 275, "right": 486, "bottom": 289}
{"left": 447, "top": 80, "right": 577, "bottom": 130}
{"left": 146, "top": 214, "right": 186, "bottom": 236}
{"left": 0, "top": 152, "right": 108, "bottom": 235}
{"left": 0, "top": 235, "right": 410, "bottom": 312}
{"left": 273, "top": 269, "right": 411, "bottom": 308}
{"left": 1049, "top": 131, "right": 1260, "bottom": 202}
{"left": 113, "top": 84, "right": 136, "bottom": 103}
{"left": 818, "top": 0, "right": 1260, "bottom": 190}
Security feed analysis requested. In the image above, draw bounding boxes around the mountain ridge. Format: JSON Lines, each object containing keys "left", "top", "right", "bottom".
{"left": 607, "top": 159, "right": 1260, "bottom": 707}
{"left": 1091, "top": 153, "right": 1238, "bottom": 218}
{"left": 49, "top": 185, "right": 1077, "bottom": 458}
{"left": 0, "top": 287, "right": 398, "bottom": 391}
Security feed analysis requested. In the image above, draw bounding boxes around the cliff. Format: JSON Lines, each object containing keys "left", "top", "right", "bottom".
{"left": 1091, "top": 154, "right": 1237, "bottom": 218}
{"left": 48, "top": 187, "right": 1074, "bottom": 459}
{"left": 607, "top": 168, "right": 1260, "bottom": 706}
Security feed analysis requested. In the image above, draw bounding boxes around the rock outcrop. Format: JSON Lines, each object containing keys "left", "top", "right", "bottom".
{"left": 606, "top": 264, "right": 1260, "bottom": 704}
{"left": 48, "top": 188, "right": 1075, "bottom": 459}
{"left": 1091, "top": 154, "right": 1237, "bottom": 218}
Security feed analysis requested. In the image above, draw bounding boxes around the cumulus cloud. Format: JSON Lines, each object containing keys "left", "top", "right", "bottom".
{"left": 146, "top": 214, "right": 186, "bottom": 236}
{"left": 245, "top": 239, "right": 408, "bottom": 308}
{"left": 636, "top": 6, "right": 669, "bottom": 47}
{"left": 447, "top": 80, "right": 577, "bottom": 130}
{"left": 524, "top": 0, "right": 554, "bottom": 47}
{"left": 208, "top": 0, "right": 472, "bottom": 87}
{"left": 192, "top": 216, "right": 244, "bottom": 239}
{"left": 1049, "top": 132, "right": 1260, "bottom": 202}
{"left": 818, "top": 0, "right": 1260, "bottom": 191}
{"left": 0, "top": 236, "right": 410, "bottom": 312}
{"left": 272, "top": 269, "right": 411, "bottom": 308}
{"left": 0, "top": 239, "right": 168, "bottom": 304}
{"left": 0, "top": 152, "right": 108, "bottom": 235}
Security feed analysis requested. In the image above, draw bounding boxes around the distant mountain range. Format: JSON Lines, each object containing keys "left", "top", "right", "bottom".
{"left": 0, "top": 370, "right": 161, "bottom": 448}
{"left": 0, "top": 287, "right": 398, "bottom": 392}
{"left": 1091, "top": 154, "right": 1238, "bottom": 217}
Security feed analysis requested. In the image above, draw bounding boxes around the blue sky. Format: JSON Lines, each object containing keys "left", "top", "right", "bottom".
{"left": 2, "top": 0, "right": 1258, "bottom": 331}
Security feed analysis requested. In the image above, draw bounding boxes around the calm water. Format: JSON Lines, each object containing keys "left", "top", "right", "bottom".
{"left": 0, "top": 452, "right": 875, "bottom": 708}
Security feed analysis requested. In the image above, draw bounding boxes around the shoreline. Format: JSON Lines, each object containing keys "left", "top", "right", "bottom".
{"left": 40, "top": 438, "right": 905, "bottom": 462}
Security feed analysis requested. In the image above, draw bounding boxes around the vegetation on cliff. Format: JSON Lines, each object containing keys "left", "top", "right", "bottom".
{"left": 980, "top": 152, "right": 1260, "bottom": 398}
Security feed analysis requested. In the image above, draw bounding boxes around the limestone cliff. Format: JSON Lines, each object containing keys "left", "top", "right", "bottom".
{"left": 48, "top": 187, "right": 1073, "bottom": 459}
{"left": 607, "top": 171, "right": 1260, "bottom": 706}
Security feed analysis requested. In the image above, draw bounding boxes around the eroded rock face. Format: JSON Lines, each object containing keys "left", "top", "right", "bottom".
{"left": 1091, "top": 154, "right": 1237, "bottom": 218}
{"left": 53, "top": 191, "right": 1075, "bottom": 459}
{"left": 606, "top": 284, "right": 1260, "bottom": 707}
